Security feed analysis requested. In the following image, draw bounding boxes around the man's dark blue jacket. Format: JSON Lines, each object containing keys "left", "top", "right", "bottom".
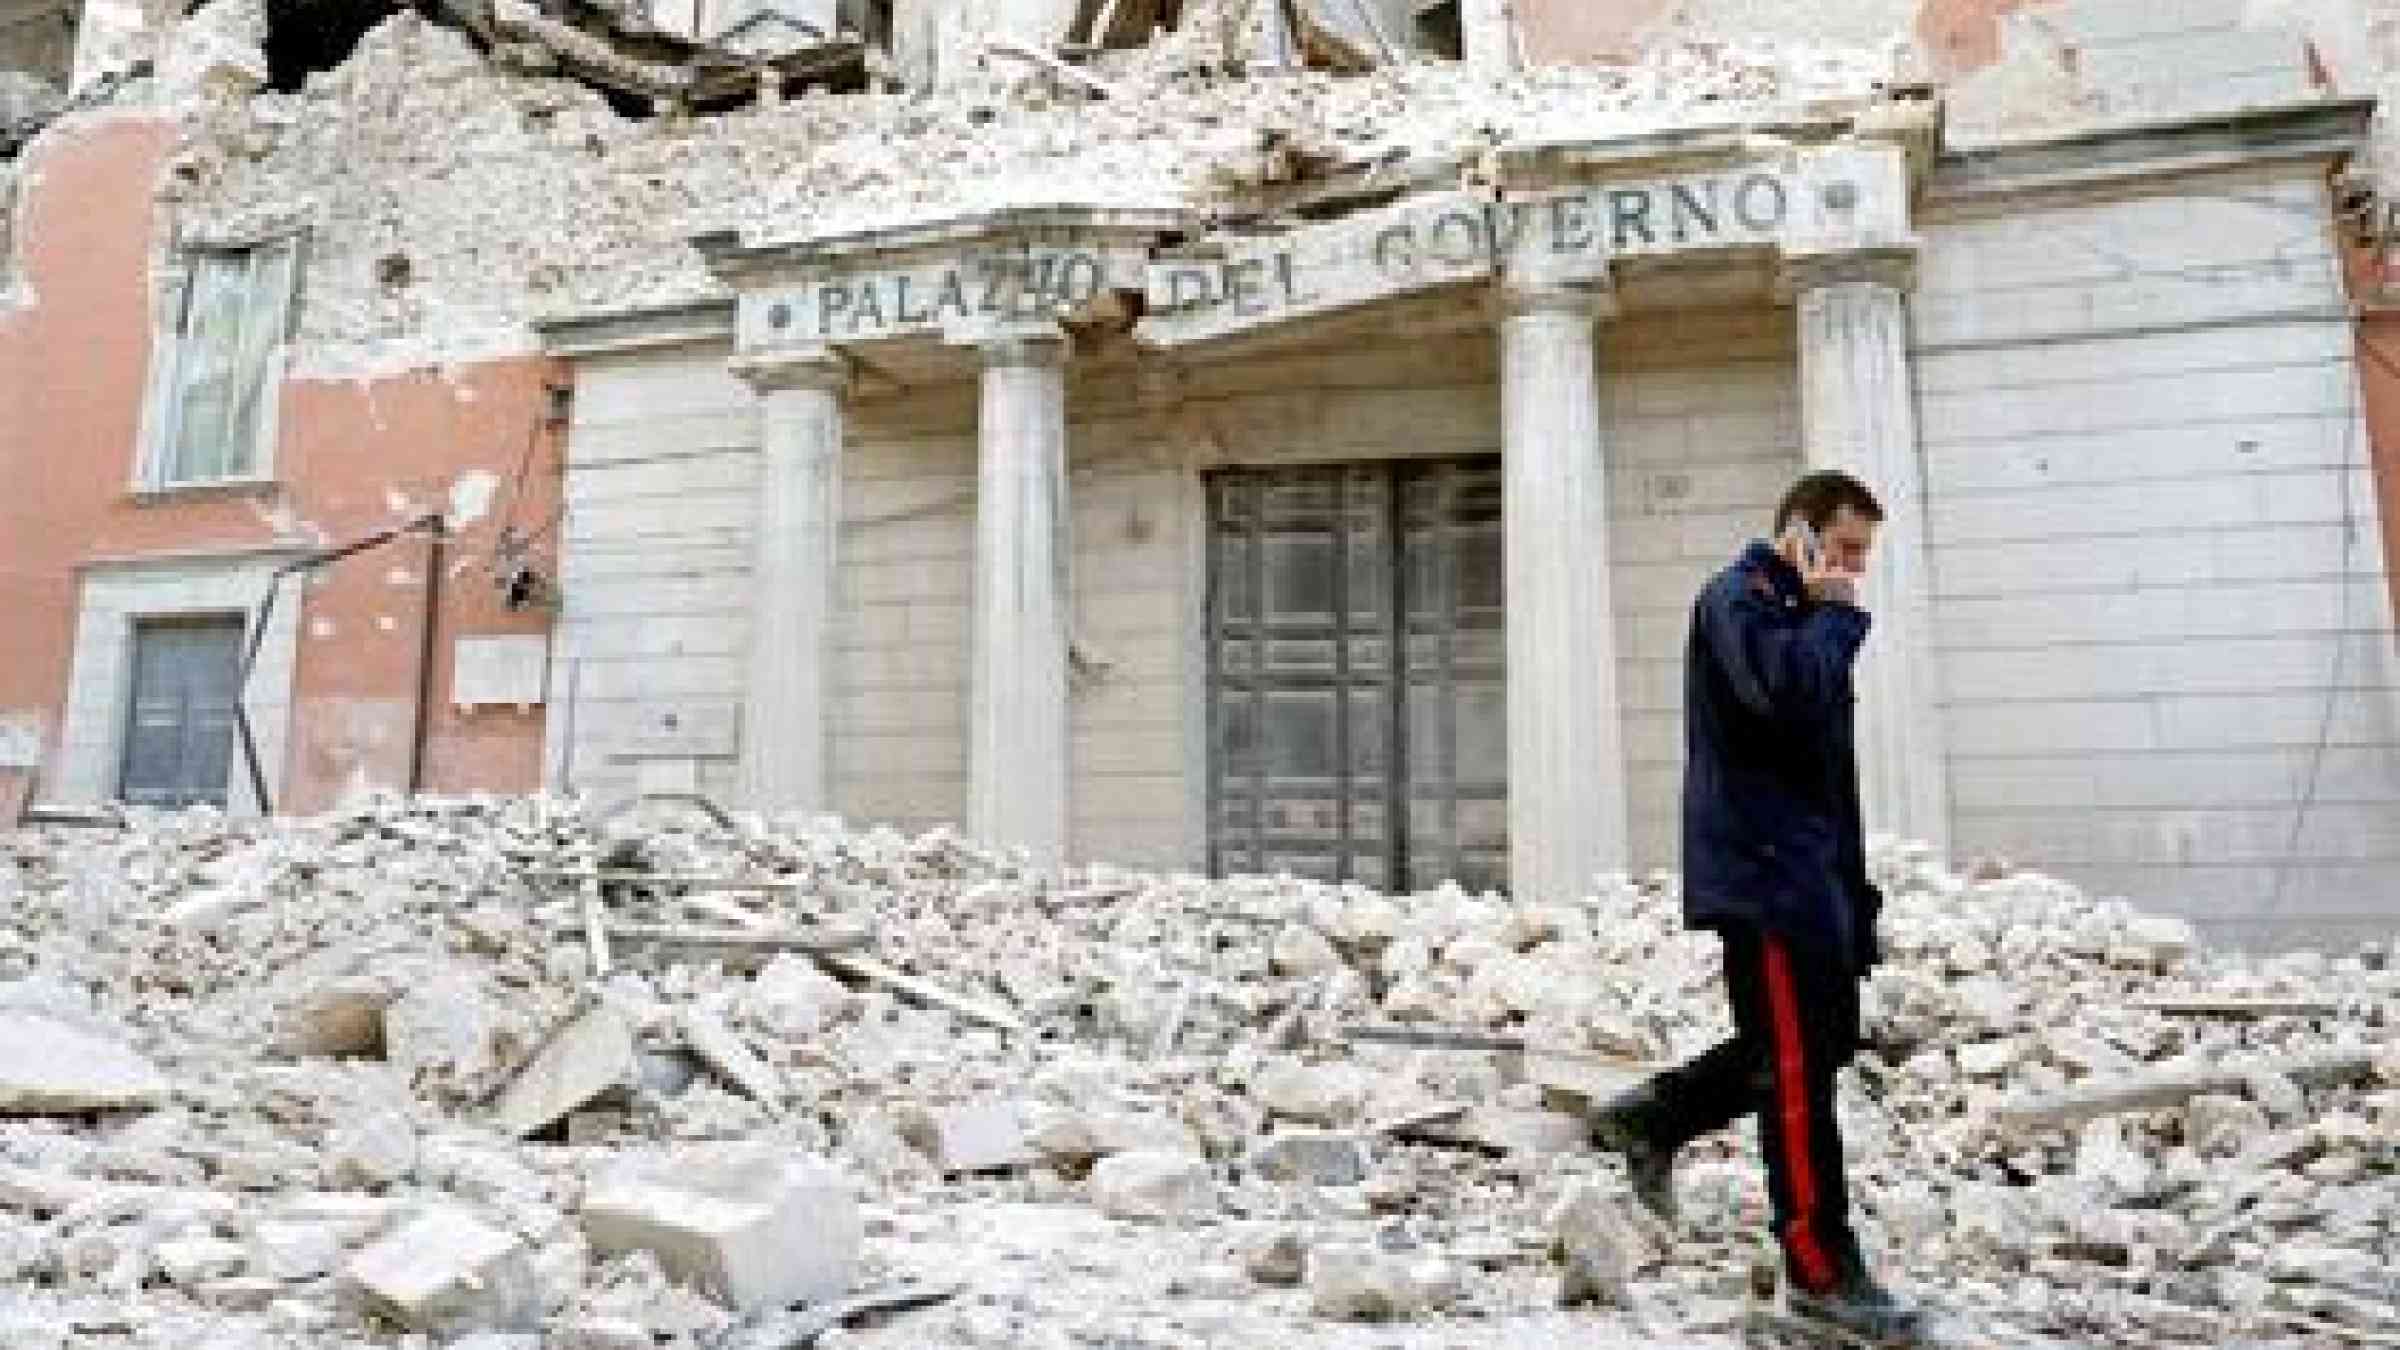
{"left": 1681, "top": 539, "right": 1883, "bottom": 971}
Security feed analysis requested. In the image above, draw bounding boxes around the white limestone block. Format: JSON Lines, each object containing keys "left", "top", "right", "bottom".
{"left": 1090, "top": 1150, "right": 1214, "bottom": 1222}
{"left": 339, "top": 1207, "right": 541, "bottom": 1335}
{"left": 0, "top": 1010, "right": 169, "bottom": 1115}
{"left": 580, "top": 1143, "right": 860, "bottom": 1313}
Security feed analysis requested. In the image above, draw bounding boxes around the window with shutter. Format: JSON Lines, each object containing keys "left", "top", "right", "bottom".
{"left": 151, "top": 238, "right": 297, "bottom": 488}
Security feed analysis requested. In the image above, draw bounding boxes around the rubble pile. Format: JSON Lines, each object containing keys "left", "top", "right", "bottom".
{"left": 138, "top": 7, "right": 1893, "bottom": 377}
{"left": 0, "top": 796, "right": 2394, "bottom": 1347}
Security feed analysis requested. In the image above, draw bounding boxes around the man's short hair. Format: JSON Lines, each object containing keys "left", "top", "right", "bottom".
{"left": 1773, "top": 470, "right": 1885, "bottom": 534}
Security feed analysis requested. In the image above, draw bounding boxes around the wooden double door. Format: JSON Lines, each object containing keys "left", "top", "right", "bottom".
{"left": 1206, "top": 458, "right": 1507, "bottom": 893}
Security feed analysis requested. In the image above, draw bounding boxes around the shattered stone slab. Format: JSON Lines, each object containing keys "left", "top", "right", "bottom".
{"left": 1090, "top": 1150, "right": 1214, "bottom": 1222}
{"left": 1393, "top": 1106, "right": 1584, "bottom": 1156}
{"left": 679, "top": 1007, "right": 784, "bottom": 1107}
{"left": 0, "top": 1010, "right": 170, "bottom": 1115}
{"left": 1552, "top": 1193, "right": 1652, "bottom": 1306}
{"left": 1252, "top": 1057, "right": 1370, "bottom": 1125}
{"left": 1246, "top": 1130, "right": 1368, "bottom": 1186}
{"left": 1309, "top": 1244, "right": 1462, "bottom": 1321}
{"left": 488, "top": 1003, "right": 638, "bottom": 1138}
{"left": 581, "top": 1143, "right": 861, "bottom": 1313}
{"left": 154, "top": 1236, "right": 247, "bottom": 1286}
{"left": 933, "top": 1099, "right": 1035, "bottom": 1174}
{"left": 277, "top": 975, "right": 398, "bottom": 1059}
{"left": 384, "top": 973, "right": 510, "bottom": 1089}
{"left": 1995, "top": 1048, "right": 2385, "bottom": 1131}
{"left": 339, "top": 1206, "right": 541, "bottom": 1335}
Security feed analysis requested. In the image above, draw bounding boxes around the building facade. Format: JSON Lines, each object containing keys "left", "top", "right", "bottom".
{"left": 3, "top": 0, "right": 2398, "bottom": 948}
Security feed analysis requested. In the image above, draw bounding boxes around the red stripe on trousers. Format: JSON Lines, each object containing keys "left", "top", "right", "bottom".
{"left": 1762, "top": 936, "right": 1838, "bottom": 1294}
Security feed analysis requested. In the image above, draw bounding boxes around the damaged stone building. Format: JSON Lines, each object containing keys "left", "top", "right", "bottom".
{"left": 2, "top": 0, "right": 2398, "bottom": 947}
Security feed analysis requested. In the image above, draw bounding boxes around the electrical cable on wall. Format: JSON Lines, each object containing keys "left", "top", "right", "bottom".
{"left": 2265, "top": 327, "right": 2386, "bottom": 920}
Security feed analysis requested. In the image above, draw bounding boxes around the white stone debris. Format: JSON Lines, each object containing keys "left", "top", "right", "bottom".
{"left": 1550, "top": 1181, "right": 1663, "bottom": 1308}
{"left": 105, "top": 0, "right": 1906, "bottom": 380}
{"left": 580, "top": 1143, "right": 862, "bottom": 1313}
{"left": 0, "top": 1009, "right": 170, "bottom": 1114}
{"left": 0, "top": 798, "right": 2390, "bottom": 1345}
{"left": 1090, "top": 1149, "right": 1216, "bottom": 1221}
{"left": 1246, "top": 1129, "right": 1369, "bottom": 1186}
{"left": 1309, "top": 1243, "right": 1464, "bottom": 1320}
{"left": 339, "top": 1205, "right": 542, "bottom": 1335}
{"left": 488, "top": 1002, "right": 639, "bottom": 1137}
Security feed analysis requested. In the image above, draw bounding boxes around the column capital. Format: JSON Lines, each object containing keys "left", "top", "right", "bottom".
{"left": 731, "top": 344, "right": 852, "bottom": 395}
{"left": 952, "top": 318, "right": 1070, "bottom": 368}
{"left": 1494, "top": 282, "right": 1617, "bottom": 324}
{"left": 1774, "top": 246, "right": 1919, "bottom": 302}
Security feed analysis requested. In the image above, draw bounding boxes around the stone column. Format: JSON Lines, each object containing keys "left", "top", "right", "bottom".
{"left": 730, "top": 345, "right": 850, "bottom": 816}
{"left": 968, "top": 327, "right": 1072, "bottom": 867}
{"left": 1499, "top": 284, "right": 1627, "bottom": 902}
{"left": 1782, "top": 249, "right": 1950, "bottom": 857}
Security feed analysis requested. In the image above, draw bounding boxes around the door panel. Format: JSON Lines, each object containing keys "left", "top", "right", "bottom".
{"left": 1206, "top": 458, "right": 1506, "bottom": 894}
{"left": 119, "top": 616, "right": 245, "bottom": 809}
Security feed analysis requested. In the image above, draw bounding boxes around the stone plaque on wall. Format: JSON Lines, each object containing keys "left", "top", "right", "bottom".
{"left": 452, "top": 635, "right": 551, "bottom": 708}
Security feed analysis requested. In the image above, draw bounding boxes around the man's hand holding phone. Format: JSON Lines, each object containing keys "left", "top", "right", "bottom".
{"left": 1777, "top": 521, "right": 1862, "bottom": 608}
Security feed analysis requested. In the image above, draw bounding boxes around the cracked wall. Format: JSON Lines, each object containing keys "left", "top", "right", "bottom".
{"left": 0, "top": 108, "right": 562, "bottom": 812}
{"left": 75, "top": 0, "right": 2386, "bottom": 386}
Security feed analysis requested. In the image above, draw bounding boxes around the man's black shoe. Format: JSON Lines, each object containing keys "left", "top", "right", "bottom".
{"left": 1782, "top": 1270, "right": 1928, "bottom": 1347}
{"left": 1588, "top": 1085, "right": 1680, "bottom": 1226}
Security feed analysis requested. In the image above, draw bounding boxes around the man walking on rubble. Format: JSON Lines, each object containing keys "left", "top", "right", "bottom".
{"left": 1589, "top": 469, "right": 1927, "bottom": 1345}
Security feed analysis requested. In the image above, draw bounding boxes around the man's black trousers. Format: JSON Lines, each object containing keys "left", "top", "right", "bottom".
{"left": 1635, "top": 925, "right": 1863, "bottom": 1293}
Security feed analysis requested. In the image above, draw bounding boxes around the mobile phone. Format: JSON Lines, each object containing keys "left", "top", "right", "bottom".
{"left": 1793, "top": 520, "right": 1823, "bottom": 571}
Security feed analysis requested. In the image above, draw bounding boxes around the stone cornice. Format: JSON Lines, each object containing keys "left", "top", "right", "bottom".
{"left": 1493, "top": 281, "right": 1618, "bottom": 323}
{"left": 1486, "top": 108, "right": 1872, "bottom": 191}
{"left": 535, "top": 298, "right": 736, "bottom": 357}
{"left": 694, "top": 206, "right": 1192, "bottom": 286}
{"left": 1774, "top": 244, "right": 1920, "bottom": 300}
{"left": 1928, "top": 96, "right": 2374, "bottom": 210}
{"left": 975, "top": 327, "right": 1072, "bottom": 368}
{"left": 730, "top": 343, "right": 853, "bottom": 393}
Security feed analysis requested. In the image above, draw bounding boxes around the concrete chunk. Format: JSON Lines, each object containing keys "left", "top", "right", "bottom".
{"left": 748, "top": 954, "right": 854, "bottom": 1037}
{"left": 1090, "top": 1150, "right": 1214, "bottom": 1222}
{"left": 277, "top": 976, "right": 396, "bottom": 1059}
{"left": 580, "top": 1143, "right": 860, "bottom": 1313}
{"left": 154, "top": 1236, "right": 247, "bottom": 1286}
{"left": 1309, "top": 1244, "right": 1461, "bottom": 1321}
{"left": 0, "top": 1010, "right": 169, "bottom": 1115}
{"left": 489, "top": 1005, "right": 637, "bottom": 1138}
{"left": 1026, "top": 1107, "right": 1201, "bottom": 1164}
{"left": 384, "top": 973, "right": 509, "bottom": 1088}
{"left": 1522, "top": 1051, "right": 1642, "bottom": 1114}
{"left": 933, "top": 1099, "right": 1034, "bottom": 1174}
{"left": 250, "top": 1220, "right": 346, "bottom": 1281}
{"left": 1253, "top": 1058, "right": 1369, "bottom": 1125}
{"left": 339, "top": 1207, "right": 540, "bottom": 1335}
{"left": 1244, "top": 1229, "right": 1306, "bottom": 1286}
{"left": 679, "top": 1008, "right": 784, "bottom": 1107}
{"left": 326, "top": 1102, "right": 416, "bottom": 1190}
{"left": 1271, "top": 924, "right": 1345, "bottom": 976}
{"left": 1247, "top": 1131, "right": 1369, "bottom": 1186}
{"left": 1396, "top": 1106, "right": 1584, "bottom": 1156}
{"left": 1550, "top": 1182, "right": 1662, "bottom": 1307}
